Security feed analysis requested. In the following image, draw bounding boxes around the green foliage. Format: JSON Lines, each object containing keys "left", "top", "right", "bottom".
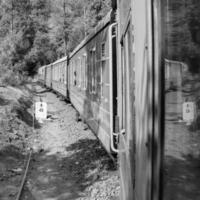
{"left": 0, "top": 0, "right": 111, "bottom": 82}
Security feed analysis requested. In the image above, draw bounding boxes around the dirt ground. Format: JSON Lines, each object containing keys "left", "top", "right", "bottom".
{"left": 0, "top": 83, "right": 120, "bottom": 200}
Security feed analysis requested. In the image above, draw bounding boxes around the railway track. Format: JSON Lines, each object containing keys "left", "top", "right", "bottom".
{"left": 8, "top": 83, "right": 119, "bottom": 200}
{"left": 15, "top": 149, "right": 33, "bottom": 200}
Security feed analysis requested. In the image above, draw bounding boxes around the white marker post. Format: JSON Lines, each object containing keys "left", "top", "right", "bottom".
{"left": 182, "top": 102, "right": 196, "bottom": 124}
{"left": 35, "top": 101, "right": 47, "bottom": 123}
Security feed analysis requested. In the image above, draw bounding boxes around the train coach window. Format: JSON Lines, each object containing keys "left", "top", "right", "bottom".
{"left": 72, "top": 61, "right": 76, "bottom": 86}
{"left": 89, "top": 50, "right": 93, "bottom": 93}
{"left": 92, "top": 48, "right": 96, "bottom": 94}
{"left": 83, "top": 54, "right": 87, "bottom": 90}
{"left": 101, "top": 43, "right": 105, "bottom": 58}
{"left": 162, "top": 1, "right": 200, "bottom": 200}
{"left": 81, "top": 57, "right": 84, "bottom": 89}
{"left": 78, "top": 57, "right": 81, "bottom": 88}
{"left": 100, "top": 60, "right": 106, "bottom": 98}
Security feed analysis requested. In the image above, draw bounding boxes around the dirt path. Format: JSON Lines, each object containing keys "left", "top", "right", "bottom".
{"left": 22, "top": 84, "right": 119, "bottom": 200}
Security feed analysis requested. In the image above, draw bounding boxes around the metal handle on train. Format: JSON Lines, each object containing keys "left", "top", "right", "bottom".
{"left": 111, "top": 128, "right": 126, "bottom": 153}
{"left": 120, "top": 129, "right": 125, "bottom": 135}
{"left": 111, "top": 131, "right": 119, "bottom": 153}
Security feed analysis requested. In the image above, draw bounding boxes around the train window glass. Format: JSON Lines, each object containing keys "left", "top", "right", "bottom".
{"left": 80, "top": 58, "right": 82, "bottom": 88}
{"left": 70, "top": 61, "right": 74, "bottom": 85}
{"left": 93, "top": 48, "right": 96, "bottom": 93}
{"left": 56, "top": 66, "right": 58, "bottom": 81}
{"left": 121, "top": 46, "right": 126, "bottom": 130}
{"left": 60, "top": 65, "right": 62, "bottom": 82}
{"left": 71, "top": 62, "right": 73, "bottom": 85}
{"left": 89, "top": 50, "right": 93, "bottom": 93}
{"left": 59, "top": 65, "right": 61, "bottom": 82}
{"left": 100, "top": 60, "right": 105, "bottom": 98}
{"left": 101, "top": 43, "right": 105, "bottom": 58}
{"left": 53, "top": 67, "right": 54, "bottom": 80}
{"left": 53, "top": 66, "right": 55, "bottom": 80}
{"left": 63, "top": 63, "right": 65, "bottom": 83}
{"left": 58, "top": 65, "right": 60, "bottom": 81}
{"left": 61, "top": 65, "right": 62, "bottom": 82}
{"left": 75, "top": 60, "right": 76, "bottom": 86}
{"left": 82, "top": 55, "right": 85, "bottom": 89}
{"left": 163, "top": 1, "right": 200, "bottom": 200}
{"left": 61, "top": 63, "right": 63, "bottom": 83}
{"left": 64, "top": 62, "right": 67, "bottom": 84}
{"left": 55, "top": 66, "right": 57, "bottom": 81}
{"left": 81, "top": 57, "right": 83, "bottom": 89}
{"left": 57, "top": 65, "right": 59, "bottom": 81}
{"left": 72, "top": 61, "right": 75, "bottom": 86}
{"left": 59, "top": 65, "right": 61, "bottom": 81}
{"left": 61, "top": 65, "right": 63, "bottom": 82}
{"left": 105, "top": 60, "right": 109, "bottom": 84}
{"left": 75, "top": 59, "right": 78, "bottom": 86}
{"left": 60, "top": 65, "right": 61, "bottom": 82}
{"left": 78, "top": 58, "right": 81, "bottom": 88}
{"left": 84, "top": 54, "right": 87, "bottom": 90}
{"left": 54, "top": 66, "right": 57, "bottom": 81}
{"left": 55, "top": 65, "right": 57, "bottom": 81}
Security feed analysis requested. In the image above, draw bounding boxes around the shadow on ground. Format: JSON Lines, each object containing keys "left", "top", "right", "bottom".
{"left": 25, "top": 139, "right": 117, "bottom": 200}
{"left": 12, "top": 96, "right": 41, "bottom": 129}
{"left": 164, "top": 154, "right": 200, "bottom": 200}
{"left": 0, "top": 145, "right": 26, "bottom": 200}
{"left": 0, "top": 96, "right": 11, "bottom": 106}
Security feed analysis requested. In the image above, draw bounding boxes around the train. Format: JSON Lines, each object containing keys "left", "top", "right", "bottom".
{"left": 38, "top": 0, "right": 200, "bottom": 200}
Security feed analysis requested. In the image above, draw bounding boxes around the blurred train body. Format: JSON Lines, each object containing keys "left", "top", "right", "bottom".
{"left": 37, "top": 65, "right": 46, "bottom": 85}
{"left": 37, "top": 0, "right": 200, "bottom": 199}
{"left": 39, "top": 11, "right": 118, "bottom": 154}
{"left": 52, "top": 57, "right": 68, "bottom": 97}
{"left": 68, "top": 11, "right": 117, "bottom": 153}
{"left": 45, "top": 64, "right": 52, "bottom": 88}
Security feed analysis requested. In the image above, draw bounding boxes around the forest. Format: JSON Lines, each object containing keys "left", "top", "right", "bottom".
{"left": 0, "top": 0, "right": 111, "bottom": 85}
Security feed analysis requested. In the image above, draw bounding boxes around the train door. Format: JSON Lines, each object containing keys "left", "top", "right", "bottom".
{"left": 117, "top": 1, "right": 135, "bottom": 199}
{"left": 66, "top": 58, "right": 69, "bottom": 99}
{"left": 109, "top": 22, "right": 119, "bottom": 152}
{"left": 44, "top": 66, "right": 47, "bottom": 87}
{"left": 133, "top": 0, "right": 200, "bottom": 200}
{"left": 118, "top": 0, "right": 156, "bottom": 199}
{"left": 160, "top": 0, "right": 200, "bottom": 200}
{"left": 50, "top": 64, "right": 53, "bottom": 88}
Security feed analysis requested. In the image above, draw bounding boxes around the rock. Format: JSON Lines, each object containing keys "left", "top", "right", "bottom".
{"left": 39, "top": 148, "right": 44, "bottom": 153}
{"left": 11, "top": 168, "right": 23, "bottom": 173}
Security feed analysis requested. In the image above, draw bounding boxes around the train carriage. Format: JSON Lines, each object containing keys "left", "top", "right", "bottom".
{"left": 45, "top": 64, "right": 52, "bottom": 89}
{"left": 37, "top": 1, "right": 200, "bottom": 199}
{"left": 68, "top": 10, "right": 118, "bottom": 154}
{"left": 51, "top": 56, "right": 68, "bottom": 98}
{"left": 117, "top": 0, "right": 200, "bottom": 200}
{"left": 37, "top": 65, "right": 46, "bottom": 85}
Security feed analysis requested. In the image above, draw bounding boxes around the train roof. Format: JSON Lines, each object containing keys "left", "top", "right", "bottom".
{"left": 69, "top": 10, "right": 113, "bottom": 59}
{"left": 52, "top": 56, "right": 67, "bottom": 65}
{"left": 38, "top": 65, "right": 46, "bottom": 70}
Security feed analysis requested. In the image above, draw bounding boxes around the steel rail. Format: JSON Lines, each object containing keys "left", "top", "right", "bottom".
{"left": 15, "top": 149, "right": 33, "bottom": 200}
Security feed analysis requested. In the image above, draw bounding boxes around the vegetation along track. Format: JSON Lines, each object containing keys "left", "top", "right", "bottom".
{"left": 15, "top": 150, "right": 33, "bottom": 200}
{"left": 16, "top": 83, "right": 120, "bottom": 200}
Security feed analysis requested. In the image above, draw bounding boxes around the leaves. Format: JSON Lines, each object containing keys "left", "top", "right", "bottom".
{"left": 0, "top": 0, "right": 111, "bottom": 78}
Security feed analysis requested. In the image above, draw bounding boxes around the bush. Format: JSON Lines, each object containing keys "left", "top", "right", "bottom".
{"left": 1, "top": 70, "right": 27, "bottom": 87}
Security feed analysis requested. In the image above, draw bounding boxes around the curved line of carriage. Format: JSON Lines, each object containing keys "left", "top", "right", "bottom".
{"left": 38, "top": 10, "right": 118, "bottom": 154}
{"left": 37, "top": 2, "right": 186, "bottom": 199}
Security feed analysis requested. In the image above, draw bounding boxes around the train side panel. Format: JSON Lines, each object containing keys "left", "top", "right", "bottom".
{"left": 117, "top": 0, "right": 135, "bottom": 199}
{"left": 52, "top": 57, "right": 68, "bottom": 98}
{"left": 68, "top": 24, "right": 113, "bottom": 153}
{"left": 45, "top": 64, "right": 52, "bottom": 88}
{"left": 37, "top": 66, "right": 46, "bottom": 85}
